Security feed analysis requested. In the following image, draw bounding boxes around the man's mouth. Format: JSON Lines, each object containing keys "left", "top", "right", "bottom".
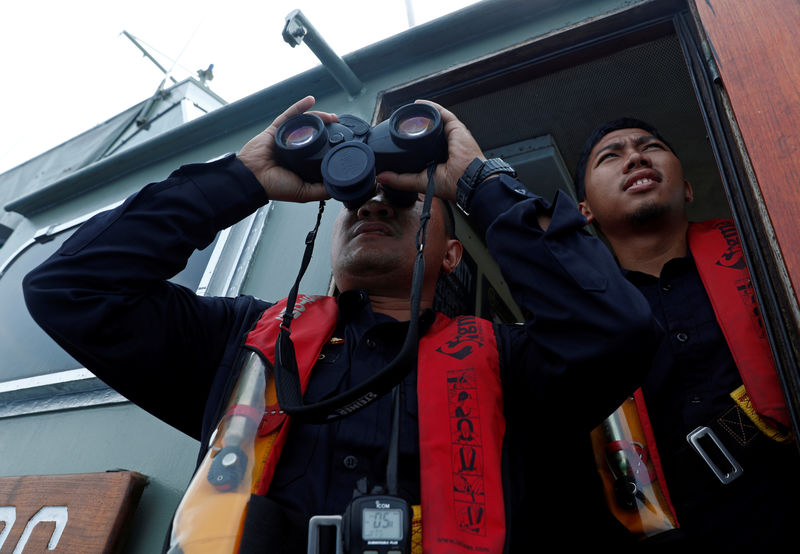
{"left": 353, "top": 222, "right": 393, "bottom": 237}
{"left": 624, "top": 172, "right": 660, "bottom": 193}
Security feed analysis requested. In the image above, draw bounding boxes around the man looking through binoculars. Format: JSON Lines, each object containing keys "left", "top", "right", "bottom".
{"left": 24, "top": 96, "right": 658, "bottom": 552}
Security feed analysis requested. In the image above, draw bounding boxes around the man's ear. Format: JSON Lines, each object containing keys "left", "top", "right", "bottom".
{"left": 578, "top": 200, "right": 595, "bottom": 224}
{"left": 441, "top": 239, "right": 463, "bottom": 274}
{"left": 684, "top": 180, "right": 694, "bottom": 203}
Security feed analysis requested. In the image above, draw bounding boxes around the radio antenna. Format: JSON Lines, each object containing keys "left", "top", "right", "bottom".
{"left": 121, "top": 30, "right": 178, "bottom": 84}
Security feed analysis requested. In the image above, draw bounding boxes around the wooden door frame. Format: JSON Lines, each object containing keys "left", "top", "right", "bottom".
{"left": 684, "top": 0, "right": 800, "bottom": 435}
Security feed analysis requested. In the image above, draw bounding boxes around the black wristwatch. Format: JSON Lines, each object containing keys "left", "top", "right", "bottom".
{"left": 456, "top": 157, "right": 517, "bottom": 215}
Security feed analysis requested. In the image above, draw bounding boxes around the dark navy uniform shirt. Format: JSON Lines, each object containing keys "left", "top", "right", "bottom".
{"left": 267, "top": 291, "right": 428, "bottom": 516}
{"left": 627, "top": 255, "right": 742, "bottom": 456}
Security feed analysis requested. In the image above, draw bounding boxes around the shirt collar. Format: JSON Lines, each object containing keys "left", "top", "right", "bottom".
{"left": 336, "top": 289, "right": 437, "bottom": 333}
{"left": 623, "top": 252, "right": 696, "bottom": 283}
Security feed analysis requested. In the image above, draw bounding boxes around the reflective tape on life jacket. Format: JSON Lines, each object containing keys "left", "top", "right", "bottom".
{"left": 244, "top": 295, "right": 507, "bottom": 553}
{"left": 688, "top": 219, "right": 789, "bottom": 429}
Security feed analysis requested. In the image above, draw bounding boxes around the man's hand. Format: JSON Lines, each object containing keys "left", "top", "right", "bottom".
{"left": 376, "top": 100, "right": 485, "bottom": 202}
{"left": 237, "top": 96, "right": 338, "bottom": 203}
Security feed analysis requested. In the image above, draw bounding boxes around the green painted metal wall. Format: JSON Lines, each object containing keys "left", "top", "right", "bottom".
{"left": 0, "top": 404, "right": 198, "bottom": 553}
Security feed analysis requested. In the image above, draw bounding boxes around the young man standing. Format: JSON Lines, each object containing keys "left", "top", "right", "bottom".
{"left": 576, "top": 118, "right": 800, "bottom": 548}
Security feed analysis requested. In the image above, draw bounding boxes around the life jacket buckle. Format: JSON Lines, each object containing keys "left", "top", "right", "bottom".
{"left": 686, "top": 426, "right": 743, "bottom": 484}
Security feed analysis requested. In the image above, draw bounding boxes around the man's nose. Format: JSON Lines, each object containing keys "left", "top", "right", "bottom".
{"left": 356, "top": 185, "right": 395, "bottom": 219}
{"left": 625, "top": 149, "right": 650, "bottom": 171}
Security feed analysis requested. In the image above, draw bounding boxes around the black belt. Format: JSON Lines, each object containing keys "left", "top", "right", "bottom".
{"left": 655, "top": 404, "right": 800, "bottom": 548}
{"left": 684, "top": 403, "right": 754, "bottom": 485}
{"left": 667, "top": 403, "right": 792, "bottom": 496}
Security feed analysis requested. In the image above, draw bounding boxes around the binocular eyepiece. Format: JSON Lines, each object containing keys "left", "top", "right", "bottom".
{"left": 275, "top": 103, "right": 447, "bottom": 209}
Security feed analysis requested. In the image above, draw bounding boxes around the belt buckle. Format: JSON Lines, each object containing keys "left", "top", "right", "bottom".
{"left": 686, "top": 426, "right": 743, "bottom": 484}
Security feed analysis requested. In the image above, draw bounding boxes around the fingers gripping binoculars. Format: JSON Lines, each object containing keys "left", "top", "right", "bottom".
{"left": 275, "top": 103, "right": 447, "bottom": 209}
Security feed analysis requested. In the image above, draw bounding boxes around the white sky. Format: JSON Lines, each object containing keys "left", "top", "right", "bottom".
{"left": 0, "top": 0, "right": 480, "bottom": 174}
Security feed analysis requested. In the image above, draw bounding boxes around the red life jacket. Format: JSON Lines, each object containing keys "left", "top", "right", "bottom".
{"left": 244, "top": 295, "right": 507, "bottom": 553}
{"left": 688, "top": 219, "right": 789, "bottom": 428}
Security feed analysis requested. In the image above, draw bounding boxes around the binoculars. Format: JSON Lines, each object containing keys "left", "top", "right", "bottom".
{"left": 275, "top": 103, "right": 447, "bottom": 209}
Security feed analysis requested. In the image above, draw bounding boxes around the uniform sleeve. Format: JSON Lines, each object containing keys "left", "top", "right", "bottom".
{"left": 22, "top": 155, "right": 270, "bottom": 438}
{"left": 468, "top": 175, "right": 661, "bottom": 428}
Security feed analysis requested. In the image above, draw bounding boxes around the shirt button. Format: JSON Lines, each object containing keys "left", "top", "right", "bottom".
{"left": 366, "top": 338, "right": 377, "bottom": 349}
{"left": 661, "top": 283, "right": 672, "bottom": 292}
{"left": 676, "top": 332, "right": 689, "bottom": 343}
{"left": 343, "top": 455, "right": 358, "bottom": 470}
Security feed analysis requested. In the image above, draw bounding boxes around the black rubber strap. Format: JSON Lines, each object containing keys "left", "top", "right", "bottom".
{"left": 273, "top": 200, "right": 327, "bottom": 411}
{"left": 386, "top": 386, "right": 401, "bottom": 495}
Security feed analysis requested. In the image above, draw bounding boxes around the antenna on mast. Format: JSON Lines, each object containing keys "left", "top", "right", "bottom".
{"left": 121, "top": 30, "right": 178, "bottom": 84}
{"left": 120, "top": 28, "right": 213, "bottom": 128}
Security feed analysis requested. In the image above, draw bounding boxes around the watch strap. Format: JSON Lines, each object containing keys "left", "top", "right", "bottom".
{"left": 476, "top": 158, "right": 517, "bottom": 183}
{"left": 456, "top": 158, "right": 485, "bottom": 215}
{"left": 456, "top": 157, "right": 517, "bottom": 215}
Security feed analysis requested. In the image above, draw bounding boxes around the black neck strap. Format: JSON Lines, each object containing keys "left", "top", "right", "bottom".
{"left": 274, "top": 166, "right": 438, "bottom": 423}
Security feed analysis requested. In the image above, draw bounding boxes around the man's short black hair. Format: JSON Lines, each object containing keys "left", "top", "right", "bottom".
{"left": 573, "top": 118, "right": 675, "bottom": 202}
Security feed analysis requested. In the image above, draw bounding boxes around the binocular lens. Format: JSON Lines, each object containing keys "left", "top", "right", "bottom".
{"left": 283, "top": 125, "right": 319, "bottom": 149}
{"left": 396, "top": 116, "right": 435, "bottom": 138}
